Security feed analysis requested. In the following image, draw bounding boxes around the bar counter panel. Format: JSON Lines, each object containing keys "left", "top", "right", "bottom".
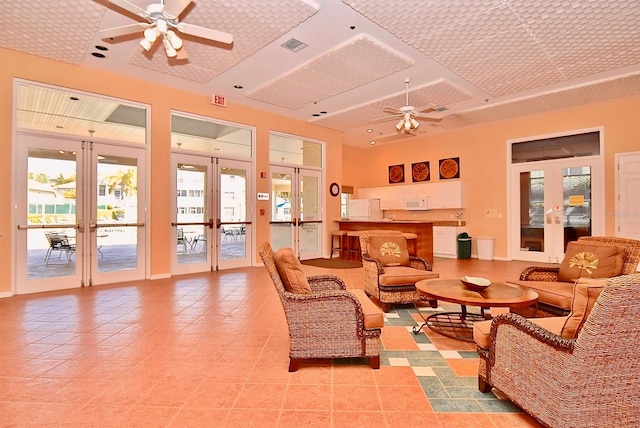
{"left": 337, "top": 221, "right": 434, "bottom": 263}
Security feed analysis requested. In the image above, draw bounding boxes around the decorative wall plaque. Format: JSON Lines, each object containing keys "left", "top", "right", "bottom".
{"left": 411, "top": 161, "right": 430, "bottom": 182}
{"left": 388, "top": 164, "right": 405, "bottom": 184}
{"left": 439, "top": 157, "right": 460, "bottom": 179}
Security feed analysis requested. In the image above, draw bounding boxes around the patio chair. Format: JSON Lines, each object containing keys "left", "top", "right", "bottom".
{"left": 44, "top": 232, "right": 75, "bottom": 265}
{"left": 192, "top": 233, "right": 207, "bottom": 252}
{"left": 177, "top": 228, "right": 188, "bottom": 253}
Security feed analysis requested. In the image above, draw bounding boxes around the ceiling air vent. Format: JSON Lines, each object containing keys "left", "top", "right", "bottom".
{"left": 281, "top": 38, "right": 307, "bottom": 52}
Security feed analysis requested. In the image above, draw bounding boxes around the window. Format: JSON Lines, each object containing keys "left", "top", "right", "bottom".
{"left": 269, "top": 133, "right": 323, "bottom": 167}
{"left": 512, "top": 131, "right": 599, "bottom": 163}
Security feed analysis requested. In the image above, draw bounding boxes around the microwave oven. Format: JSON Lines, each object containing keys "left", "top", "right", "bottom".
{"left": 404, "top": 196, "right": 429, "bottom": 211}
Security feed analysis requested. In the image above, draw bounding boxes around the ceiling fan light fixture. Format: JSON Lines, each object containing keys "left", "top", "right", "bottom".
{"left": 166, "top": 30, "right": 183, "bottom": 50}
{"left": 395, "top": 119, "right": 404, "bottom": 131}
{"left": 163, "top": 37, "right": 177, "bottom": 57}
{"left": 410, "top": 117, "right": 420, "bottom": 129}
{"left": 143, "top": 28, "right": 157, "bottom": 43}
{"left": 139, "top": 38, "right": 153, "bottom": 51}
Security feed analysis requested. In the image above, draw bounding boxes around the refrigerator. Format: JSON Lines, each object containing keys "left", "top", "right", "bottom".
{"left": 348, "top": 198, "right": 383, "bottom": 221}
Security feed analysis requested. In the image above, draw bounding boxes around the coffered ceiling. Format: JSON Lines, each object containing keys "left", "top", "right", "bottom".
{"left": 2, "top": 0, "right": 639, "bottom": 147}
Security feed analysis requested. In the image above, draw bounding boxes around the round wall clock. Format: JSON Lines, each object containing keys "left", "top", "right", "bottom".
{"left": 329, "top": 182, "right": 340, "bottom": 197}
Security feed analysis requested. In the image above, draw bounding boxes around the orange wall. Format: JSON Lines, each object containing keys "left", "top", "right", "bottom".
{"left": 343, "top": 95, "right": 640, "bottom": 259}
{"left": 0, "top": 47, "right": 343, "bottom": 294}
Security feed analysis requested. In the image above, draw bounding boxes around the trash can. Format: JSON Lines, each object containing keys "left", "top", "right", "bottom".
{"left": 457, "top": 232, "right": 472, "bottom": 259}
{"left": 477, "top": 237, "right": 495, "bottom": 260}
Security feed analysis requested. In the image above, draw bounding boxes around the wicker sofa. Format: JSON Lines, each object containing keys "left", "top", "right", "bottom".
{"left": 510, "top": 236, "right": 640, "bottom": 316}
{"left": 474, "top": 274, "right": 640, "bottom": 427}
{"left": 358, "top": 230, "right": 439, "bottom": 312}
{"left": 259, "top": 242, "right": 383, "bottom": 371}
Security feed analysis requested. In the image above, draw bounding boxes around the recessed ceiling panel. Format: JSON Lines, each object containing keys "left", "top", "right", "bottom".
{"left": 126, "top": 0, "right": 319, "bottom": 82}
{"left": 314, "top": 79, "right": 471, "bottom": 130}
{"left": 343, "top": 0, "right": 640, "bottom": 98}
{"left": 246, "top": 35, "right": 414, "bottom": 109}
{"left": 449, "top": 73, "right": 640, "bottom": 126}
{"left": 1, "top": 1, "right": 106, "bottom": 64}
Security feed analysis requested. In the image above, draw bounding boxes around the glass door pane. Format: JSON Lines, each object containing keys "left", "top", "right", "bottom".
{"left": 511, "top": 159, "right": 602, "bottom": 263}
{"left": 172, "top": 154, "right": 252, "bottom": 273}
{"left": 91, "top": 145, "right": 146, "bottom": 285}
{"left": 270, "top": 169, "right": 294, "bottom": 252}
{"left": 562, "top": 166, "right": 592, "bottom": 246}
{"left": 16, "top": 136, "right": 83, "bottom": 294}
{"left": 269, "top": 166, "right": 323, "bottom": 258}
{"left": 218, "top": 159, "right": 252, "bottom": 269}
{"left": 16, "top": 136, "right": 148, "bottom": 293}
{"left": 173, "top": 154, "right": 211, "bottom": 274}
{"left": 519, "top": 170, "right": 545, "bottom": 253}
{"left": 299, "top": 170, "right": 322, "bottom": 259}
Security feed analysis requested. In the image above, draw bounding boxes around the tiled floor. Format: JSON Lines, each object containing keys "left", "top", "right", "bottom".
{"left": 0, "top": 257, "right": 548, "bottom": 427}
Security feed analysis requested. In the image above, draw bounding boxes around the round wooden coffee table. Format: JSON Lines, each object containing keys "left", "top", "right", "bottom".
{"left": 413, "top": 279, "right": 538, "bottom": 342}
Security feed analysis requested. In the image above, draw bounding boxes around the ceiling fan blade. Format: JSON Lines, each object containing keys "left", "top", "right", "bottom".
{"left": 413, "top": 115, "right": 443, "bottom": 122}
{"left": 164, "top": 0, "right": 192, "bottom": 18}
{"left": 382, "top": 105, "right": 401, "bottom": 114}
{"left": 100, "top": 23, "right": 149, "bottom": 39}
{"left": 419, "top": 107, "right": 436, "bottom": 114}
{"left": 176, "top": 23, "right": 233, "bottom": 44}
{"left": 371, "top": 114, "right": 401, "bottom": 123}
{"left": 106, "top": 0, "right": 149, "bottom": 19}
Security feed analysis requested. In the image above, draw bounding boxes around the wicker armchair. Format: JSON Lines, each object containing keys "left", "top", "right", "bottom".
{"left": 477, "top": 274, "right": 640, "bottom": 427}
{"left": 258, "top": 242, "right": 383, "bottom": 371}
{"left": 517, "top": 236, "right": 640, "bottom": 315}
{"left": 359, "top": 230, "right": 438, "bottom": 312}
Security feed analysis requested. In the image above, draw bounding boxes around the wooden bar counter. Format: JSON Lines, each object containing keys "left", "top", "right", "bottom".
{"left": 337, "top": 220, "right": 434, "bottom": 263}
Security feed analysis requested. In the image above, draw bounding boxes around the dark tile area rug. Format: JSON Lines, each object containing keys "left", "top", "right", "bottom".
{"left": 300, "top": 258, "right": 362, "bottom": 269}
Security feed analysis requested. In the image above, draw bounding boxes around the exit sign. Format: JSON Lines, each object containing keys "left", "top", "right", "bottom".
{"left": 212, "top": 94, "right": 227, "bottom": 107}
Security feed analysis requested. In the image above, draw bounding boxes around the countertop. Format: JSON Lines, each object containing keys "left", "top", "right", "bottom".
{"left": 337, "top": 219, "right": 466, "bottom": 226}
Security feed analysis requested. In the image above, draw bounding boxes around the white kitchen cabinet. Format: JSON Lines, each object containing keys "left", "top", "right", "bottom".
{"left": 427, "top": 181, "right": 462, "bottom": 209}
{"left": 433, "top": 226, "right": 466, "bottom": 258}
{"left": 357, "top": 181, "right": 462, "bottom": 210}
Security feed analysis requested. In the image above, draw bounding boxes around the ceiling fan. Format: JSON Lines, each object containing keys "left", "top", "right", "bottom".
{"left": 373, "top": 77, "right": 442, "bottom": 133}
{"left": 100, "top": 0, "right": 233, "bottom": 59}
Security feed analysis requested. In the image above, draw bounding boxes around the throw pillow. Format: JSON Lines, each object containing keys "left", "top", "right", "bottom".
{"left": 367, "top": 236, "right": 410, "bottom": 267}
{"left": 560, "top": 277, "right": 607, "bottom": 338}
{"left": 557, "top": 241, "right": 625, "bottom": 282}
{"left": 273, "top": 248, "right": 311, "bottom": 294}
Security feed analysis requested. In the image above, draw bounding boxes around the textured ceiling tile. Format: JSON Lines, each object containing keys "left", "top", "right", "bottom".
{"left": 1, "top": 1, "right": 106, "bottom": 64}
{"left": 343, "top": 0, "right": 640, "bottom": 98}
{"left": 512, "top": 0, "right": 640, "bottom": 80}
{"left": 129, "top": 49, "right": 220, "bottom": 83}
{"left": 166, "top": 0, "right": 318, "bottom": 78}
{"left": 247, "top": 35, "right": 413, "bottom": 109}
{"left": 450, "top": 73, "right": 640, "bottom": 126}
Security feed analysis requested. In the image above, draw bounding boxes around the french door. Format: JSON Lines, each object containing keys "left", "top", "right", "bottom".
{"left": 270, "top": 166, "right": 322, "bottom": 259}
{"left": 171, "top": 153, "right": 252, "bottom": 273}
{"left": 15, "top": 133, "right": 146, "bottom": 294}
{"left": 509, "top": 157, "right": 603, "bottom": 263}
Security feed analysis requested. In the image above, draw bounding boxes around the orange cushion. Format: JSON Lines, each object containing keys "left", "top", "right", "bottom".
{"left": 560, "top": 278, "right": 606, "bottom": 338}
{"left": 473, "top": 316, "right": 566, "bottom": 350}
{"left": 507, "top": 280, "right": 574, "bottom": 310}
{"left": 379, "top": 267, "right": 439, "bottom": 286}
{"left": 557, "top": 241, "right": 625, "bottom": 282}
{"left": 368, "top": 236, "right": 410, "bottom": 267}
{"left": 349, "top": 289, "right": 384, "bottom": 330}
{"left": 273, "top": 248, "right": 311, "bottom": 294}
